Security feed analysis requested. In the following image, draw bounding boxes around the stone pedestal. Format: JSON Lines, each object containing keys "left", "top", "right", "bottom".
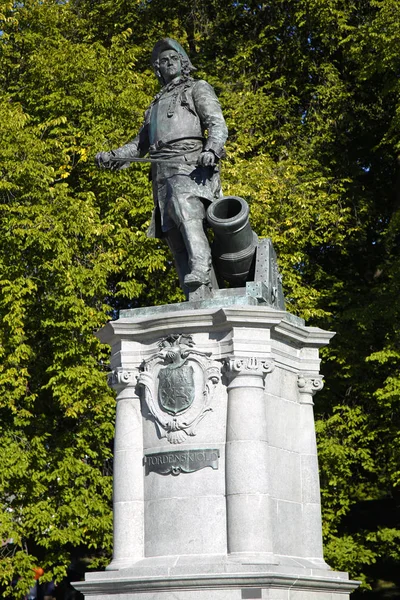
{"left": 74, "top": 297, "right": 359, "bottom": 600}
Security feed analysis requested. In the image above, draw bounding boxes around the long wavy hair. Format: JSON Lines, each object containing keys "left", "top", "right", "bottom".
{"left": 154, "top": 53, "right": 194, "bottom": 86}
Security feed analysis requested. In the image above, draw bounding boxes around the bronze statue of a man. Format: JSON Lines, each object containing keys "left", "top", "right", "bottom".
{"left": 96, "top": 38, "right": 228, "bottom": 295}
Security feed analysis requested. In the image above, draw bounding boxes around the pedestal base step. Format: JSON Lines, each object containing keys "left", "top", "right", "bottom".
{"left": 74, "top": 558, "right": 359, "bottom": 600}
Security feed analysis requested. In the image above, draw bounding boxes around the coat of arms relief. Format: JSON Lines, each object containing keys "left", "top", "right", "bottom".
{"left": 138, "top": 334, "right": 221, "bottom": 444}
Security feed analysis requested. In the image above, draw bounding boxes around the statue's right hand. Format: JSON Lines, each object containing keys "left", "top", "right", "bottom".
{"left": 95, "top": 151, "right": 112, "bottom": 169}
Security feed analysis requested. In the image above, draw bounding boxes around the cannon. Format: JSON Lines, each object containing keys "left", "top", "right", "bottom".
{"left": 206, "top": 196, "right": 285, "bottom": 309}
{"left": 206, "top": 196, "right": 258, "bottom": 286}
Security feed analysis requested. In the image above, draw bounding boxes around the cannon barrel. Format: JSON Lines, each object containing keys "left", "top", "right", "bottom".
{"left": 206, "top": 196, "right": 258, "bottom": 286}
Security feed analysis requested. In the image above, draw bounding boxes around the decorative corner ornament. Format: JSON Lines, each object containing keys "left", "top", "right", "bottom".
{"left": 297, "top": 374, "right": 324, "bottom": 404}
{"left": 138, "top": 334, "right": 220, "bottom": 444}
{"left": 108, "top": 368, "right": 137, "bottom": 389}
{"left": 225, "top": 357, "right": 275, "bottom": 376}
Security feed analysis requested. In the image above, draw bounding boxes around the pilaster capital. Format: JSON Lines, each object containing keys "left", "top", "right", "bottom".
{"left": 228, "top": 356, "right": 274, "bottom": 374}
{"left": 224, "top": 357, "right": 274, "bottom": 386}
{"left": 297, "top": 373, "right": 324, "bottom": 404}
{"left": 108, "top": 368, "right": 138, "bottom": 392}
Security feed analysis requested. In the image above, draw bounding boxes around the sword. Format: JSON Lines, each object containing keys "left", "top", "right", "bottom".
{"left": 109, "top": 156, "right": 199, "bottom": 165}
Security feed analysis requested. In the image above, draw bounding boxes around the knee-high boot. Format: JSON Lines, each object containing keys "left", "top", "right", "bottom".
{"left": 179, "top": 219, "right": 212, "bottom": 286}
{"left": 166, "top": 227, "right": 190, "bottom": 292}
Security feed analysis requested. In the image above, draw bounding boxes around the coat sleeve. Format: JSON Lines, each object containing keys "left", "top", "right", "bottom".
{"left": 110, "top": 109, "right": 151, "bottom": 162}
{"left": 192, "top": 80, "right": 228, "bottom": 158}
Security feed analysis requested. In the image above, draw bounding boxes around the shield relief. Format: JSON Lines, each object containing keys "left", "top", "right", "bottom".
{"left": 158, "top": 362, "right": 195, "bottom": 415}
{"left": 138, "top": 334, "right": 221, "bottom": 444}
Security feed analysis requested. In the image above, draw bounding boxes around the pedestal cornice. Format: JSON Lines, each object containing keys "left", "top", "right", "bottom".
{"left": 96, "top": 303, "right": 333, "bottom": 349}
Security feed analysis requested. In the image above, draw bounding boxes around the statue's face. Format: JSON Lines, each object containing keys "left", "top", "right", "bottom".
{"left": 158, "top": 49, "right": 182, "bottom": 84}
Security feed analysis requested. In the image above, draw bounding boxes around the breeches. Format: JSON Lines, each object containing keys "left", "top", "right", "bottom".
{"left": 153, "top": 165, "right": 219, "bottom": 233}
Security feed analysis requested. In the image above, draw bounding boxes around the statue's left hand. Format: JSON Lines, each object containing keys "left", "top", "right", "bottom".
{"left": 197, "top": 151, "right": 216, "bottom": 167}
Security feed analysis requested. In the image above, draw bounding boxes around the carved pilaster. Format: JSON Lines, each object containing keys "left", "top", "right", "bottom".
{"left": 297, "top": 374, "right": 324, "bottom": 404}
{"left": 107, "top": 365, "right": 144, "bottom": 570}
{"left": 224, "top": 355, "right": 276, "bottom": 560}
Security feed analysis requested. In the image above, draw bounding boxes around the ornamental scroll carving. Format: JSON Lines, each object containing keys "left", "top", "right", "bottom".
{"left": 297, "top": 374, "right": 324, "bottom": 404}
{"left": 138, "top": 334, "right": 220, "bottom": 444}
{"left": 108, "top": 368, "right": 137, "bottom": 388}
{"left": 227, "top": 357, "right": 275, "bottom": 374}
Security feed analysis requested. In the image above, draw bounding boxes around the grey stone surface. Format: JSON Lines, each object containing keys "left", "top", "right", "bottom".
{"left": 265, "top": 368, "right": 298, "bottom": 403}
{"left": 296, "top": 402, "right": 318, "bottom": 454}
{"left": 301, "top": 503, "right": 325, "bottom": 561}
{"left": 110, "top": 501, "right": 144, "bottom": 568}
{"left": 144, "top": 446, "right": 226, "bottom": 500}
{"left": 301, "top": 454, "right": 321, "bottom": 504}
{"left": 289, "top": 593, "right": 333, "bottom": 600}
{"left": 274, "top": 500, "right": 303, "bottom": 557}
{"left": 83, "top": 302, "right": 357, "bottom": 600}
{"left": 113, "top": 449, "right": 145, "bottom": 502}
{"left": 266, "top": 395, "right": 300, "bottom": 453}
{"left": 84, "top": 555, "right": 350, "bottom": 579}
{"left": 227, "top": 493, "right": 273, "bottom": 555}
{"left": 74, "top": 569, "right": 358, "bottom": 600}
{"left": 145, "top": 495, "right": 227, "bottom": 556}
{"left": 226, "top": 441, "right": 269, "bottom": 495}
{"left": 269, "top": 447, "right": 301, "bottom": 503}
{"left": 226, "top": 394, "right": 269, "bottom": 442}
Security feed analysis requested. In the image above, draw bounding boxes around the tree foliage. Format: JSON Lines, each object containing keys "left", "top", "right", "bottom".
{"left": 0, "top": 0, "right": 399, "bottom": 596}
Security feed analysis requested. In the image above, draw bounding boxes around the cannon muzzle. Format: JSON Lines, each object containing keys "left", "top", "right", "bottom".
{"left": 207, "top": 196, "right": 258, "bottom": 286}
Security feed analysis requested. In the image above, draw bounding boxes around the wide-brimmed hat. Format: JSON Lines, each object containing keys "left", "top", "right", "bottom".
{"left": 151, "top": 38, "right": 196, "bottom": 71}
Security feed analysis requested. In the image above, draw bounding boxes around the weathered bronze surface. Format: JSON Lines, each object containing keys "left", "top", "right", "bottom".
{"left": 96, "top": 38, "right": 228, "bottom": 296}
{"left": 138, "top": 334, "right": 221, "bottom": 444}
{"left": 158, "top": 361, "right": 195, "bottom": 415}
{"left": 145, "top": 449, "right": 220, "bottom": 476}
{"left": 95, "top": 38, "right": 286, "bottom": 305}
{"left": 206, "top": 196, "right": 258, "bottom": 286}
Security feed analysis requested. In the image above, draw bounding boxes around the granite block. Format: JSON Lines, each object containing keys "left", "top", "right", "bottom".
{"left": 113, "top": 450, "right": 144, "bottom": 502}
{"left": 296, "top": 403, "right": 318, "bottom": 455}
{"left": 227, "top": 493, "right": 273, "bottom": 554}
{"left": 274, "top": 500, "right": 303, "bottom": 556}
{"left": 265, "top": 368, "right": 297, "bottom": 402}
{"left": 266, "top": 396, "right": 300, "bottom": 453}
{"left": 266, "top": 592, "right": 289, "bottom": 600}
{"left": 114, "top": 398, "right": 143, "bottom": 453}
{"left": 227, "top": 395, "right": 268, "bottom": 442}
{"left": 269, "top": 447, "right": 301, "bottom": 503}
{"left": 145, "top": 495, "right": 226, "bottom": 556}
{"left": 229, "top": 325, "right": 272, "bottom": 356}
{"left": 87, "top": 303, "right": 357, "bottom": 600}
{"left": 301, "top": 454, "right": 321, "bottom": 504}
{"left": 289, "top": 593, "right": 332, "bottom": 600}
{"left": 113, "top": 500, "right": 144, "bottom": 561}
{"left": 226, "top": 441, "right": 269, "bottom": 495}
{"left": 302, "top": 503, "right": 324, "bottom": 560}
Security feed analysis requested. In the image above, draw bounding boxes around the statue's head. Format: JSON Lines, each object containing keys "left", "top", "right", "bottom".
{"left": 151, "top": 38, "right": 196, "bottom": 85}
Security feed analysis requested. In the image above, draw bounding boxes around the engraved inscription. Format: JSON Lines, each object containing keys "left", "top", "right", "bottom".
{"left": 145, "top": 449, "right": 220, "bottom": 476}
